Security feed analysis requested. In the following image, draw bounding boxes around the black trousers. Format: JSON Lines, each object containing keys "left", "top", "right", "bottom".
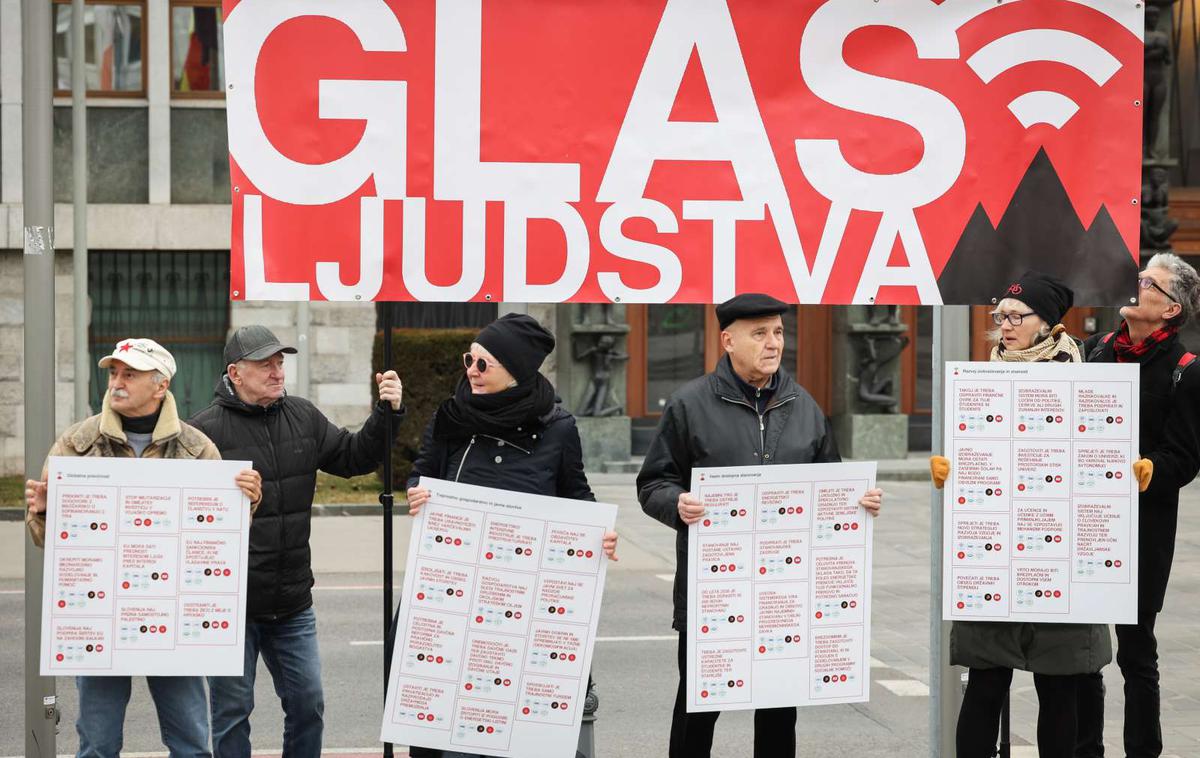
{"left": 956, "top": 666, "right": 1082, "bottom": 758}
{"left": 670, "top": 631, "right": 796, "bottom": 758}
{"left": 1076, "top": 613, "right": 1161, "bottom": 758}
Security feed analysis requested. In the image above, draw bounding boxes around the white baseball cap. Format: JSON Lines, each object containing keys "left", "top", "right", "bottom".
{"left": 97, "top": 338, "right": 177, "bottom": 379}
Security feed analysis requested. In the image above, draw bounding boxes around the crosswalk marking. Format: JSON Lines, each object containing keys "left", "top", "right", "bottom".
{"left": 877, "top": 679, "right": 929, "bottom": 697}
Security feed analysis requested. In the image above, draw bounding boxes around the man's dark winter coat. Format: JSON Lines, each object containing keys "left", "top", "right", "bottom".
{"left": 637, "top": 355, "right": 839, "bottom": 630}
{"left": 1085, "top": 330, "right": 1200, "bottom": 612}
{"left": 191, "top": 376, "right": 402, "bottom": 621}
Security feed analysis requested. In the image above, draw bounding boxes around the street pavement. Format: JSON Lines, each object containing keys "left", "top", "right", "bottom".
{"left": 1, "top": 473, "right": 1198, "bottom": 756}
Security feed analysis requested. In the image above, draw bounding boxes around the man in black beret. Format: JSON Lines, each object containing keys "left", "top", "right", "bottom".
{"left": 637, "top": 293, "right": 884, "bottom": 758}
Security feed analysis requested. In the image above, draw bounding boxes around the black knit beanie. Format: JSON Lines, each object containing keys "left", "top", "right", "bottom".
{"left": 474, "top": 313, "right": 556, "bottom": 382}
{"left": 999, "top": 271, "right": 1074, "bottom": 326}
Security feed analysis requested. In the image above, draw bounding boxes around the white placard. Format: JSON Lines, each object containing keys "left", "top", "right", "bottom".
{"left": 40, "top": 456, "right": 252, "bottom": 676}
{"left": 943, "top": 361, "right": 1140, "bottom": 624}
{"left": 382, "top": 478, "right": 616, "bottom": 758}
{"left": 686, "top": 462, "right": 876, "bottom": 712}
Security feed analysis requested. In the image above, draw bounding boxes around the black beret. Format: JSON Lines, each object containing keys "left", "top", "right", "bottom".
{"left": 715, "top": 293, "right": 790, "bottom": 330}
{"left": 475, "top": 313, "right": 556, "bottom": 383}
{"left": 998, "top": 271, "right": 1074, "bottom": 327}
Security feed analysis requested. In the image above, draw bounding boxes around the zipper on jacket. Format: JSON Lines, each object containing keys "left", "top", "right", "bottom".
{"left": 718, "top": 394, "right": 797, "bottom": 462}
{"left": 265, "top": 413, "right": 284, "bottom": 621}
{"left": 454, "top": 436, "right": 477, "bottom": 482}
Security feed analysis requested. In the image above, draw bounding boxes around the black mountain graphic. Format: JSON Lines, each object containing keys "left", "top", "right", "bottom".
{"left": 937, "top": 148, "right": 1138, "bottom": 306}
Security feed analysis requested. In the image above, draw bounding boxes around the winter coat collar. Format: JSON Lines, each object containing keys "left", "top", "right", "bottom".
{"left": 710, "top": 355, "right": 797, "bottom": 409}
{"left": 213, "top": 374, "right": 285, "bottom": 415}
{"left": 70, "top": 391, "right": 206, "bottom": 457}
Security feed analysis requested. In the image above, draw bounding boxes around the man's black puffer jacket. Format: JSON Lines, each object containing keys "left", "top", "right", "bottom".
{"left": 190, "top": 376, "right": 403, "bottom": 622}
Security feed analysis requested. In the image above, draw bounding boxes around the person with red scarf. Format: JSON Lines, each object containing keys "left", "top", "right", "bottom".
{"left": 1076, "top": 253, "right": 1200, "bottom": 758}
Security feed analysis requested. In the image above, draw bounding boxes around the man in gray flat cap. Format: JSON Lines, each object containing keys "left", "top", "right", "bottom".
{"left": 190, "top": 325, "right": 405, "bottom": 758}
{"left": 637, "top": 294, "right": 884, "bottom": 758}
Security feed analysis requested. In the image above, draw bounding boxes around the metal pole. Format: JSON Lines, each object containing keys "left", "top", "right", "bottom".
{"left": 931, "top": 304, "right": 969, "bottom": 757}
{"left": 297, "top": 302, "right": 311, "bottom": 398}
{"left": 72, "top": 0, "right": 89, "bottom": 421}
{"left": 380, "top": 302, "right": 395, "bottom": 758}
{"left": 24, "top": 0, "right": 59, "bottom": 751}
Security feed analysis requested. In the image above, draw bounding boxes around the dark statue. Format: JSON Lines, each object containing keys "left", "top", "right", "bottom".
{"left": 855, "top": 332, "right": 909, "bottom": 412}
{"left": 866, "top": 304, "right": 901, "bottom": 327}
{"left": 1141, "top": 166, "right": 1178, "bottom": 251}
{"left": 1143, "top": 4, "right": 1172, "bottom": 160}
{"left": 575, "top": 334, "right": 628, "bottom": 417}
{"left": 579, "top": 303, "right": 617, "bottom": 326}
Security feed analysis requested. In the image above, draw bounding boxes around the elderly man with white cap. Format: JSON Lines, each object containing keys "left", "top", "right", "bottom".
{"left": 24, "top": 338, "right": 262, "bottom": 758}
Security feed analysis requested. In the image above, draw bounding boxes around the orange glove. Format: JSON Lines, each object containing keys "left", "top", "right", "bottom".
{"left": 930, "top": 455, "right": 950, "bottom": 490}
{"left": 1133, "top": 458, "right": 1154, "bottom": 493}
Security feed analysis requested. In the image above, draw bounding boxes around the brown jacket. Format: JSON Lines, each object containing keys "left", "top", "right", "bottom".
{"left": 26, "top": 391, "right": 221, "bottom": 547}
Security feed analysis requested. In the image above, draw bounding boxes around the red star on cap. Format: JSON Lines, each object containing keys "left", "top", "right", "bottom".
{"left": 118, "top": 342, "right": 133, "bottom": 352}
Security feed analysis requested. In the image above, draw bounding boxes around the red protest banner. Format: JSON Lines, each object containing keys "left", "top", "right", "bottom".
{"left": 224, "top": 0, "right": 1143, "bottom": 306}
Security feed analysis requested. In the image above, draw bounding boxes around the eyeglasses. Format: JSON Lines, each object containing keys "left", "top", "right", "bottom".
{"left": 991, "top": 311, "right": 1036, "bottom": 326}
{"left": 462, "top": 353, "right": 498, "bottom": 373}
{"left": 1139, "top": 276, "right": 1178, "bottom": 304}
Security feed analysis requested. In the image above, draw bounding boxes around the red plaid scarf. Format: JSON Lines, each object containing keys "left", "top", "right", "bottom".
{"left": 1112, "top": 321, "right": 1179, "bottom": 362}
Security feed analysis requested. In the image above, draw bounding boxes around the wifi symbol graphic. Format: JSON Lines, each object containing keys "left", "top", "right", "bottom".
{"left": 966, "top": 29, "right": 1123, "bottom": 129}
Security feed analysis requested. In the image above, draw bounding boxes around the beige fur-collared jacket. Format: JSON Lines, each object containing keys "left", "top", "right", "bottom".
{"left": 26, "top": 391, "right": 221, "bottom": 547}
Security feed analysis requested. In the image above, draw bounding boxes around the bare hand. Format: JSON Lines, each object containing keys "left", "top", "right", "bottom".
{"left": 603, "top": 530, "right": 619, "bottom": 562}
{"left": 859, "top": 488, "right": 883, "bottom": 517}
{"left": 407, "top": 486, "right": 430, "bottom": 516}
{"left": 25, "top": 479, "right": 47, "bottom": 515}
{"left": 235, "top": 469, "right": 262, "bottom": 505}
{"left": 376, "top": 370, "right": 403, "bottom": 411}
{"left": 678, "top": 492, "right": 705, "bottom": 525}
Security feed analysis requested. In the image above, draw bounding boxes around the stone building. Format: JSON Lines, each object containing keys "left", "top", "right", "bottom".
{"left": 3, "top": 1, "right": 1200, "bottom": 475}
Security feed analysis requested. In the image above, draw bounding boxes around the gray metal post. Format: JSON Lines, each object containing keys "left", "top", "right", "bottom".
{"left": 24, "top": 0, "right": 59, "bottom": 752}
{"left": 930, "top": 304, "right": 969, "bottom": 757}
{"left": 72, "top": 0, "right": 88, "bottom": 420}
{"left": 297, "top": 302, "right": 311, "bottom": 398}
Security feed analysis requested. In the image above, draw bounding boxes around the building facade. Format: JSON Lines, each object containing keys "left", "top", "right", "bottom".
{"left": 3, "top": 1, "right": 1200, "bottom": 475}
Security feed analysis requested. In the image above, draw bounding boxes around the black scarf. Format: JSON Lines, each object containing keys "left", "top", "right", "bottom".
{"left": 122, "top": 408, "right": 162, "bottom": 434}
{"left": 434, "top": 373, "right": 557, "bottom": 441}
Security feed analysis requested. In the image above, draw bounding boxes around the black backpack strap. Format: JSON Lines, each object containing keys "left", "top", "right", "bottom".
{"left": 1173, "top": 352, "right": 1197, "bottom": 394}
{"left": 1087, "top": 332, "right": 1115, "bottom": 363}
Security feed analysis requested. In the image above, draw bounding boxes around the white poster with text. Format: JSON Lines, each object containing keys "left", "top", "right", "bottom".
{"left": 687, "top": 462, "right": 876, "bottom": 712}
{"left": 382, "top": 478, "right": 616, "bottom": 758}
{"left": 943, "top": 362, "right": 1140, "bottom": 624}
{"left": 41, "top": 456, "right": 252, "bottom": 676}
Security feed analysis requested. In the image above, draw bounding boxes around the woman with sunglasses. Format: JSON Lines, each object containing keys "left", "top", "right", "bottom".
{"left": 928, "top": 271, "right": 1140, "bottom": 757}
{"left": 399, "top": 312, "right": 617, "bottom": 758}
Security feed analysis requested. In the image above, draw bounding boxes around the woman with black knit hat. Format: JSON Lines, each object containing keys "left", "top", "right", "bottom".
{"left": 929, "top": 271, "right": 1150, "bottom": 757}
{"left": 399, "top": 313, "right": 618, "bottom": 758}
